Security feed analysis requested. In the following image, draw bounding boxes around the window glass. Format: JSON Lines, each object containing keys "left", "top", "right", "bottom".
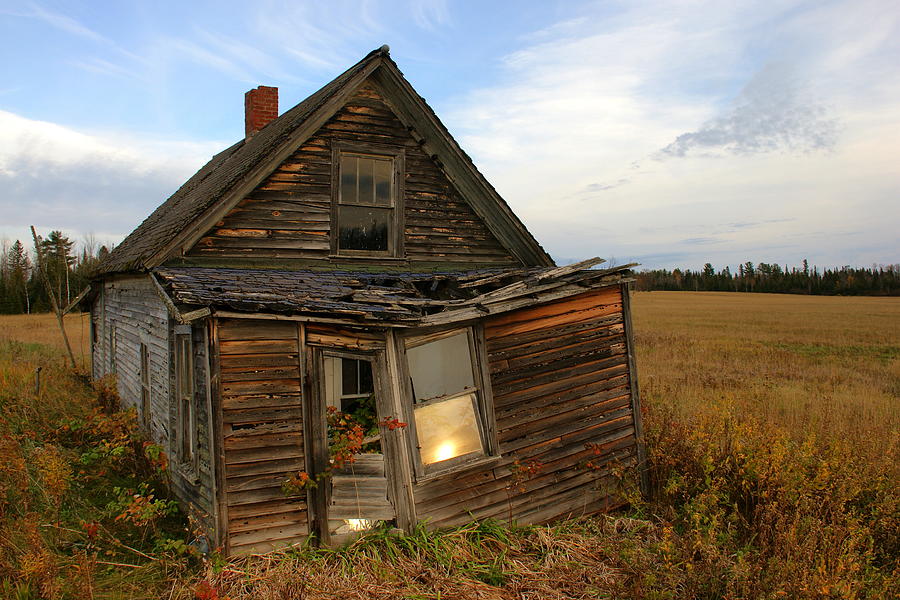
{"left": 337, "top": 153, "right": 396, "bottom": 254}
{"left": 373, "top": 159, "right": 392, "bottom": 205}
{"left": 340, "top": 155, "right": 357, "bottom": 203}
{"left": 407, "top": 332, "right": 474, "bottom": 402}
{"left": 358, "top": 158, "right": 375, "bottom": 205}
{"left": 337, "top": 205, "right": 390, "bottom": 252}
{"left": 341, "top": 356, "right": 359, "bottom": 396}
{"left": 414, "top": 393, "right": 483, "bottom": 465}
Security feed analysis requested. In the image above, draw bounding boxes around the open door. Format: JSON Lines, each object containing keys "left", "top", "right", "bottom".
{"left": 311, "top": 348, "right": 398, "bottom": 545}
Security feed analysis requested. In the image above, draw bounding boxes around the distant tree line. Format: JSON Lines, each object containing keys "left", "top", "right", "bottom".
{"left": 636, "top": 260, "right": 900, "bottom": 296}
{"left": 0, "top": 232, "right": 111, "bottom": 314}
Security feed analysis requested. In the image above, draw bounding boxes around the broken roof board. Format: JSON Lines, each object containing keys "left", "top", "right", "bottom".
{"left": 153, "top": 261, "right": 635, "bottom": 326}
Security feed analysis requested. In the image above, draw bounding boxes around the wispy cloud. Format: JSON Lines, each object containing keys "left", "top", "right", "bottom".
{"left": 411, "top": 0, "right": 452, "bottom": 31}
{"left": 69, "top": 57, "right": 143, "bottom": 81}
{"left": 12, "top": 2, "right": 109, "bottom": 44}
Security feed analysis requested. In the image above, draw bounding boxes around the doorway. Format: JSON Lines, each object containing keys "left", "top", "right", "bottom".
{"left": 314, "top": 350, "right": 396, "bottom": 544}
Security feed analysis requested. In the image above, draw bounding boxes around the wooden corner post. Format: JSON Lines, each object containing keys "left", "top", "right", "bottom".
{"left": 620, "top": 282, "right": 650, "bottom": 497}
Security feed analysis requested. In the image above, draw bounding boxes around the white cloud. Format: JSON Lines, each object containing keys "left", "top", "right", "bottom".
{"left": 0, "top": 110, "right": 222, "bottom": 245}
{"left": 658, "top": 62, "right": 838, "bottom": 158}
{"left": 410, "top": 0, "right": 451, "bottom": 31}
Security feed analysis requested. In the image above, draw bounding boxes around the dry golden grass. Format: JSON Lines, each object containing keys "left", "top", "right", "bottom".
{"left": 632, "top": 291, "right": 900, "bottom": 454}
{"left": 0, "top": 312, "right": 92, "bottom": 370}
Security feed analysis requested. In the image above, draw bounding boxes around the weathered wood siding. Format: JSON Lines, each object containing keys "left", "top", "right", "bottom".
{"left": 411, "top": 286, "right": 638, "bottom": 527}
{"left": 186, "top": 82, "right": 519, "bottom": 268}
{"left": 92, "top": 277, "right": 169, "bottom": 440}
{"left": 90, "top": 276, "right": 218, "bottom": 540}
{"left": 216, "top": 318, "right": 308, "bottom": 555}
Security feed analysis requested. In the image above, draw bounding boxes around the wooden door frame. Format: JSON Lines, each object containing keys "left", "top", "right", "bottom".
{"left": 305, "top": 341, "right": 410, "bottom": 544}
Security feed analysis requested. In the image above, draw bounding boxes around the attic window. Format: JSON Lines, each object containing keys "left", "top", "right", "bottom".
{"left": 332, "top": 145, "right": 404, "bottom": 257}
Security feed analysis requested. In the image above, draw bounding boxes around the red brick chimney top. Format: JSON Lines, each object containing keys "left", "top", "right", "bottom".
{"left": 245, "top": 86, "right": 278, "bottom": 138}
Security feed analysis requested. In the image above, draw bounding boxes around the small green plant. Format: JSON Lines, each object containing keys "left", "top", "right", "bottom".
{"left": 282, "top": 408, "right": 407, "bottom": 495}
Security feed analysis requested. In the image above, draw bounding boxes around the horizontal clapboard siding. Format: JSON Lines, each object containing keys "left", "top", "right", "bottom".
{"left": 217, "top": 318, "right": 309, "bottom": 555}
{"left": 187, "top": 83, "right": 519, "bottom": 267}
{"left": 412, "top": 286, "right": 638, "bottom": 528}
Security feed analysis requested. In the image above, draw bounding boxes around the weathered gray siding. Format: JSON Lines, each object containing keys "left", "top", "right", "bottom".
{"left": 91, "top": 276, "right": 218, "bottom": 542}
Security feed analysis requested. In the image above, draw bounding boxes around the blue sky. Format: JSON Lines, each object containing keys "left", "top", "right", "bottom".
{"left": 1, "top": 0, "right": 898, "bottom": 270}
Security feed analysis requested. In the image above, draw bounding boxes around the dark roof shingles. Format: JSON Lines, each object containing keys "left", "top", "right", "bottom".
{"left": 96, "top": 48, "right": 387, "bottom": 275}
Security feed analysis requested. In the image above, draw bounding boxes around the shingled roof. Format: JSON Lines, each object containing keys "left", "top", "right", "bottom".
{"left": 153, "top": 259, "right": 635, "bottom": 325}
{"left": 97, "top": 46, "right": 552, "bottom": 276}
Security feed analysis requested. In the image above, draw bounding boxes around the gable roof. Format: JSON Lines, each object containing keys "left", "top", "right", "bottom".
{"left": 97, "top": 46, "right": 553, "bottom": 276}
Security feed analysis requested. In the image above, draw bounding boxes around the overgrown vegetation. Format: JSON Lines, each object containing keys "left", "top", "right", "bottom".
{"left": 1, "top": 292, "right": 897, "bottom": 598}
{"left": 0, "top": 340, "right": 197, "bottom": 599}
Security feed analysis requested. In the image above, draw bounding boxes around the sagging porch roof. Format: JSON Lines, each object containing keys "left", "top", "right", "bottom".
{"left": 152, "top": 258, "right": 635, "bottom": 327}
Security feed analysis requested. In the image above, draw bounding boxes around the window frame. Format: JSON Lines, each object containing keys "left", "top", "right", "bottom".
{"left": 139, "top": 342, "right": 151, "bottom": 430}
{"left": 330, "top": 141, "right": 405, "bottom": 259}
{"left": 108, "top": 322, "right": 117, "bottom": 375}
{"left": 174, "top": 325, "right": 197, "bottom": 474}
{"left": 322, "top": 352, "right": 377, "bottom": 414}
{"left": 400, "top": 325, "right": 499, "bottom": 480}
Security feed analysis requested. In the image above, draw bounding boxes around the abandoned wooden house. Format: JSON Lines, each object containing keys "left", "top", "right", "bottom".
{"left": 86, "top": 46, "right": 646, "bottom": 554}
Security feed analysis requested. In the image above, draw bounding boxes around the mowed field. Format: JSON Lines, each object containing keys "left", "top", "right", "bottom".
{"left": 0, "top": 292, "right": 897, "bottom": 598}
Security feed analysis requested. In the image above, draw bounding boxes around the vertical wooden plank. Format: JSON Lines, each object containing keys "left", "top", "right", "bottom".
{"left": 204, "top": 319, "right": 221, "bottom": 549}
{"left": 209, "top": 317, "right": 229, "bottom": 553}
{"left": 384, "top": 330, "right": 417, "bottom": 531}
{"left": 620, "top": 282, "right": 649, "bottom": 497}
{"left": 393, "top": 148, "right": 406, "bottom": 259}
{"left": 303, "top": 344, "right": 330, "bottom": 545}
{"left": 473, "top": 323, "right": 500, "bottom": 457}
{"left": 297, "top": 322, "right": 318, "bottom": 542}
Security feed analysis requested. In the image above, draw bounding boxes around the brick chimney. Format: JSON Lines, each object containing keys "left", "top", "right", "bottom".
{"left": 245, "top": 86, "right": 278, "bottom": 138}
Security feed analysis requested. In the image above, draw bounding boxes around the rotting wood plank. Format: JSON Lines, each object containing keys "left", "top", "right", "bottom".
{"left": 229, "top": 509, "right": 308, "bottom": 534}
{"left": 219, "top": 339, "right": 299, "bottom": 355}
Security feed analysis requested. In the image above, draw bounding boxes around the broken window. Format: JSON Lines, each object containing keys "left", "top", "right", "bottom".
{"left": 324, "top": 356, "right": 375, "bottom": 417}
{"left": 334, "top": 150, "right": 402, "bottom": 256}
{"left": 405, "top": 329, "right": 495, "bottom": 471}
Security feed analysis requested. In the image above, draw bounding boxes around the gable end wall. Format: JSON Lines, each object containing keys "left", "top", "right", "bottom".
{"left": 185, "top": 83, "right": 520, "bottom": 269}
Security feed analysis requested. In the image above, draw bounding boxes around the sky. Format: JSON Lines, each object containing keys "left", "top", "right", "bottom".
{"left": 1, "top": 0, "right": 898, "bottom": 270}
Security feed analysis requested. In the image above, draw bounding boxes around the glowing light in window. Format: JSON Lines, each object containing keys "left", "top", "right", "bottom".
{"left": 344, "top": 519, "right": 372, "bottom": 532}
{"left": 434, "top": 441, "right": 456, "bottom": 463}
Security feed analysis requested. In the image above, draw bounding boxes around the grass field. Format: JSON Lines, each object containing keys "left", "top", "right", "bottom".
{"left": 0, "top": 312, "right": 92, "bottom": 369}
{"left": 632, "top": 291, "right": 899, "bottom": 451}
{"left": 0, "top": 292, "right": 897, "bottom": 598}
